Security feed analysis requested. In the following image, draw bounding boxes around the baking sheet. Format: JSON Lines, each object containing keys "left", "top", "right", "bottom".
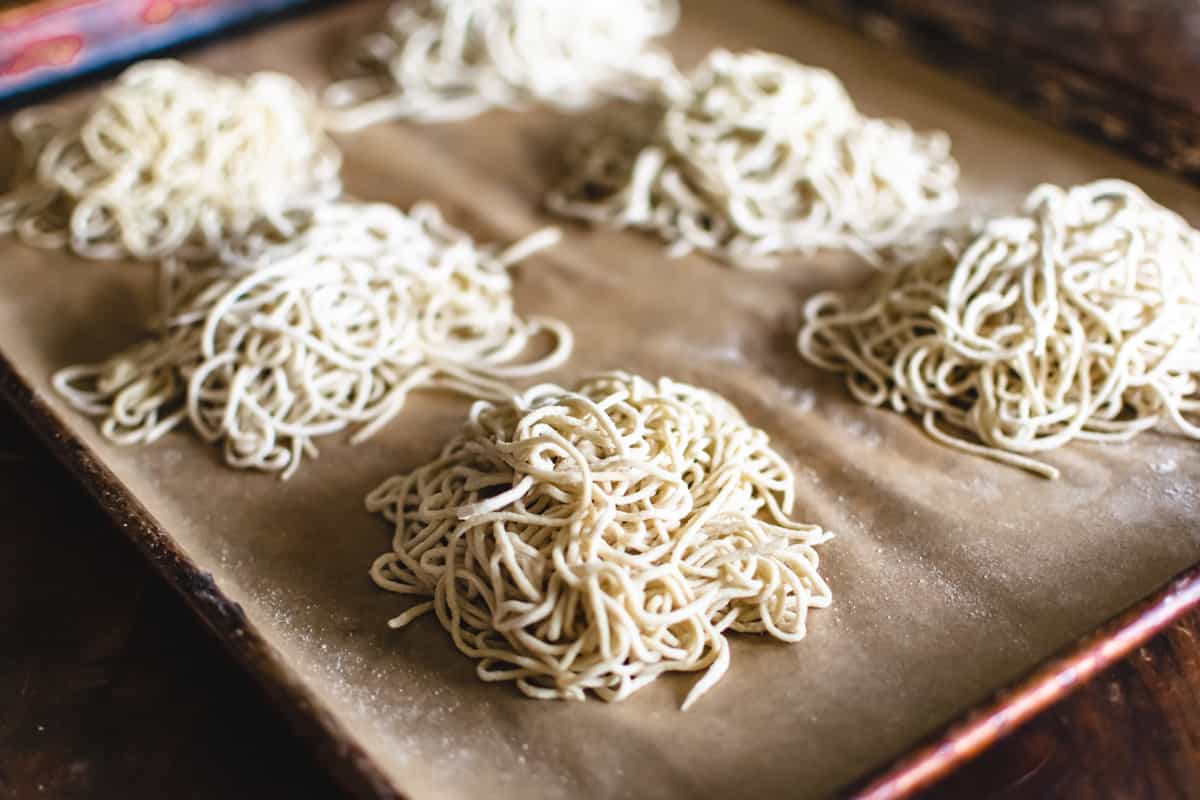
{"left": 3, "top": 1, "right": 1200, "bottom": 798}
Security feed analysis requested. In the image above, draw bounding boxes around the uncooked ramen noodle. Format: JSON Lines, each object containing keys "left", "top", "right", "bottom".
{"left": 324, "top": 0, "right": 680, "bottom": 128}
{"left": 548, "top": 49, "right": 959, "bottom": 268}
{"left": 53, "top": 202, "right": 572, "bottom": 478}
{"left": 798, "top": 179, "right": 1200, "bottom": 478}
{"left": 0, "top": 60, "right": 341, "bottom": 261}
{"left": 367, "top": 372, "right": 833, "bottom": 709}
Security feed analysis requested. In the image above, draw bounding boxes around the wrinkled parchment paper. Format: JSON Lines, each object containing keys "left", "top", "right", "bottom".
{"left": 3, "top": 2, "right": 1199, "bottom": 798}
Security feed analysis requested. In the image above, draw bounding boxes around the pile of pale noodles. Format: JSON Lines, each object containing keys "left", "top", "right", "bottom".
{"left": 367, "top": 372, "right": 833, "bottom": 709}
{"left": 0, "top": 60, "right": 341, "bottom": 261}
{"left": 548, "top": 49, "right": 959, "bottom": 269}
{"left": 324, "top": 0, "right": 679, "bottom": 128}
{"left": 798, "top": 179, "right": 1200, "bottom": 479}
{"left": 53, "top": 202, "right": 571, "bottom": 478}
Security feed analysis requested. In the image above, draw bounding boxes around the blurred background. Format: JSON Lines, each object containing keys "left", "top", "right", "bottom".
{"left": 800, "top": 0, "right": 1200, "bottom": 178}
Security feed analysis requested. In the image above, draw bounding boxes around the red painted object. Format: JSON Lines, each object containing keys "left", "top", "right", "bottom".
{"left": 0, "top": 0, "right": 315, "bottom": 100}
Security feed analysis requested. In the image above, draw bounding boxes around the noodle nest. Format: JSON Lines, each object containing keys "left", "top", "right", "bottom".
{"left": 53, "top": 202, "right": 572, "bottom": 478}
{"left": 367, "top": 372, "right": 833, "bottom": 709}
{"left": 324, "top": 0, "right": 679, "bottom": 128}
{"left": 0, "top": 60, "right": 341, "bottom": 261}
{"left": 798, "top": 179, "right": 1200, "bottom": 478}
{"left": 548, "top": 49, "right": 959, "bottom": 268}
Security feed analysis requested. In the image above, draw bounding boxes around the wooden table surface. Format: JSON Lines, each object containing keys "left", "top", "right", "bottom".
{"left": 3, "top": 407, "right": 1200, "bottom": 800}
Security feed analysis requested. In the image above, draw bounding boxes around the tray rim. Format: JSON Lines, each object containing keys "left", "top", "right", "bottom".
{"left": 5, "top": 331, "right": 1200, "bottom": 800}
{"left": 0, "top": 352, "right": 406, "bottom": 800}
{"left": 783, "top": 3, "right": 1200, "bottom": 791}
{"left": 844, "top": 560, "right": 1200, "bottom": 798}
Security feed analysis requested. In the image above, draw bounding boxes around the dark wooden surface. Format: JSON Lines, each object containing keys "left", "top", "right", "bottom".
{"left": 798, "top": 0, "right": 1200, "bottom": 182}
{"left": 3, "top": 409, "right": 1200, "bottom": 800}
{"left": 869, "top": 0, "right": 1200, "bottom": 112}
{"left": 0, "top": 411, "right": 339, "bottom": 800}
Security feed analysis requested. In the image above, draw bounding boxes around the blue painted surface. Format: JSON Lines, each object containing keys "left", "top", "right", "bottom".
{"left": 0, "top": 0, "right": 321, "bottom": 103}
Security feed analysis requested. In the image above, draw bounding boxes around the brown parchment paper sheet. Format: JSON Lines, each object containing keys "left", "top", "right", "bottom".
{"left": 3, "top": 2, "right": 1200, "bottom": 798}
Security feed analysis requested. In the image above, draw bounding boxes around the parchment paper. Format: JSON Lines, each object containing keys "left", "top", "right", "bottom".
{"left": 3, "top": 2, "right": 1200, "bottom": 798}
